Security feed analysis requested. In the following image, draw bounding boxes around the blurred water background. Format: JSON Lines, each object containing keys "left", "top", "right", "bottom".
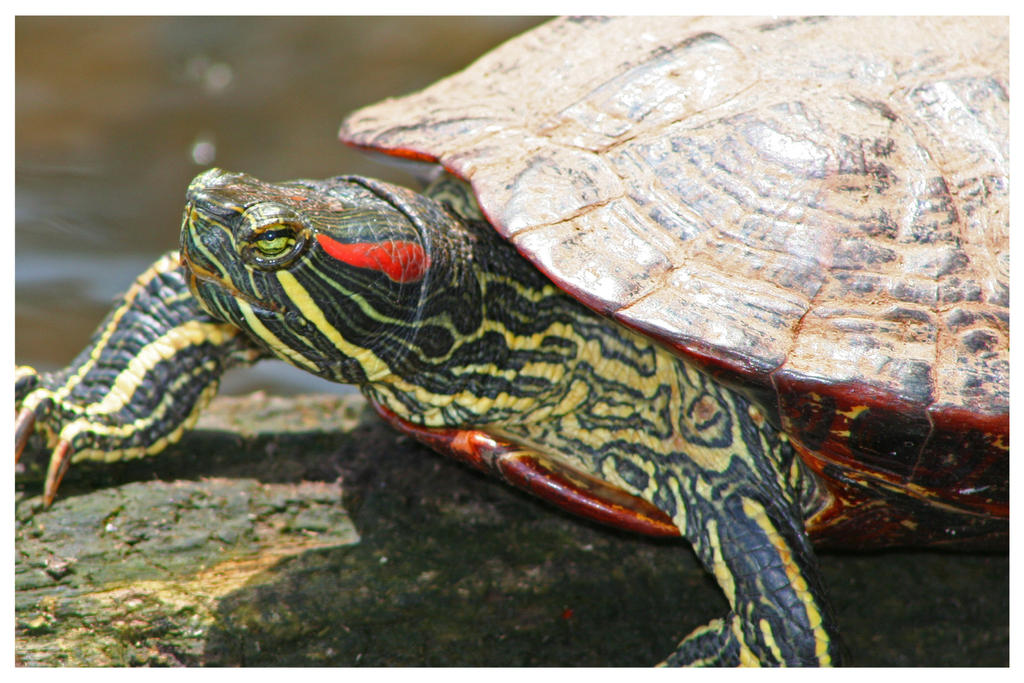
{"left": 15, "top": 16, "right": 543, "bottom": 394}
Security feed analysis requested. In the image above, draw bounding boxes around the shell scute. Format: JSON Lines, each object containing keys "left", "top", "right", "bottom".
{"left": 340, "top": 16, "right": 1008, "bottom": 541}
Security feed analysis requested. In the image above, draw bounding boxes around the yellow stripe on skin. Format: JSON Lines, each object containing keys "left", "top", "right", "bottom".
{"left": 48, "top": 253, "right": 182, "bottom": 405}
{"left": 406, "top": 316, "right": 576, "bottom": 385}
{"left": 286, "top": 263, "right": 670, "bottom": 429}
{"left": 548, "top": 379, "right": 591, "bottom": 418}
{"left": 739, "top": 497, "right": 831, "bottom": 666}
{"left": 83, "top": 320, "right": 237, "bottom": 416}
{"left": 393, "top": 320, "right": 663, "bottom": 427}
{"left": 234, "top": 296, "right": 320, "bottom": 374}
{"left": 367, "top": 318, "right": 596, "bottom": 425}
{"left": 62, "top": 366, "right": 224, "bottom": 463}
{"left": 185, "top": 209, "right": 236, "bottom": 285}
{"left": 275, "top": 270, "right": 392, "bottom": 380}
{"left": 20, "top": 315, "right": 240, "bottom": 457}
{"left": 759, "top": 618, "right": 786, "bottom": 665}
{"left": 735, "top": 617, "right": 759, "bottom": 666}
{"left": 705, "top": 518, "right": 737, "bottom": 605}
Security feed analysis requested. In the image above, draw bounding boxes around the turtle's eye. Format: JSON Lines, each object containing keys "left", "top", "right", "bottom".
{"left": 243, "top": 222, "right": 307, "bottom": 269}
{"left": 255, "top": 228, "right": 296, "bottom": 256}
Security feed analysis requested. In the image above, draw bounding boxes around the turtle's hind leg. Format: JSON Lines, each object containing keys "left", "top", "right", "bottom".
{"left": 664, "top": 494, "right": 841, "bottom": 666}
{"left": 659, "top": 397, "right": 842, "bottom": 666}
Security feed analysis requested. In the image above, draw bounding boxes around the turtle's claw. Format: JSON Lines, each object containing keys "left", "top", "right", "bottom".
{"left": 15, "top": 364, "right": 71, "bottom": 505}
{"left": 15, "top": 402, "right": 72, "bottom": 507}
{"left": 43, "top": 440, "right": 73, "bottom": 507}
{"left": 15, "top": 407, "right": 36, "bottom": 464}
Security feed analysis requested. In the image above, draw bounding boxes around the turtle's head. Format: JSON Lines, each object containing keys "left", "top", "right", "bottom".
{"left": 180, "top": 168, "right": 473, "bottom": 386}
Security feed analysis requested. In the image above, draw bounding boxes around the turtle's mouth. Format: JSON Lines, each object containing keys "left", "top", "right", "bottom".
{"left": 181, "top": 254, "right": 283, "bottom": 318}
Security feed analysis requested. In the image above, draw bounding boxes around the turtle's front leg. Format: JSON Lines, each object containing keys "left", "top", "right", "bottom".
{"left": 15, "top": 251, "right": 268, "bottom": 504}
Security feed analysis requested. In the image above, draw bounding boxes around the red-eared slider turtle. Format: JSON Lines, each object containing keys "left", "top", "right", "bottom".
{"left": 15, "top": 16, "right": 1008, "bottom": 666}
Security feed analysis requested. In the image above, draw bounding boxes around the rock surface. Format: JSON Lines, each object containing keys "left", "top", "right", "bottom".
{"left": 16, "top": 393, "right": 1008, "bottom": 666}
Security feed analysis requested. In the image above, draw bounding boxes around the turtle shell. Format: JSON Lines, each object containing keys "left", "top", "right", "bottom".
{"left": 339, "top": 16, "right": 1008, "bottom": 547}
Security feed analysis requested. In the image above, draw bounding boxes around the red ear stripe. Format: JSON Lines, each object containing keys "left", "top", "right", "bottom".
{"left": 316, "top": 234, "right": 431, "bottom": 283}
